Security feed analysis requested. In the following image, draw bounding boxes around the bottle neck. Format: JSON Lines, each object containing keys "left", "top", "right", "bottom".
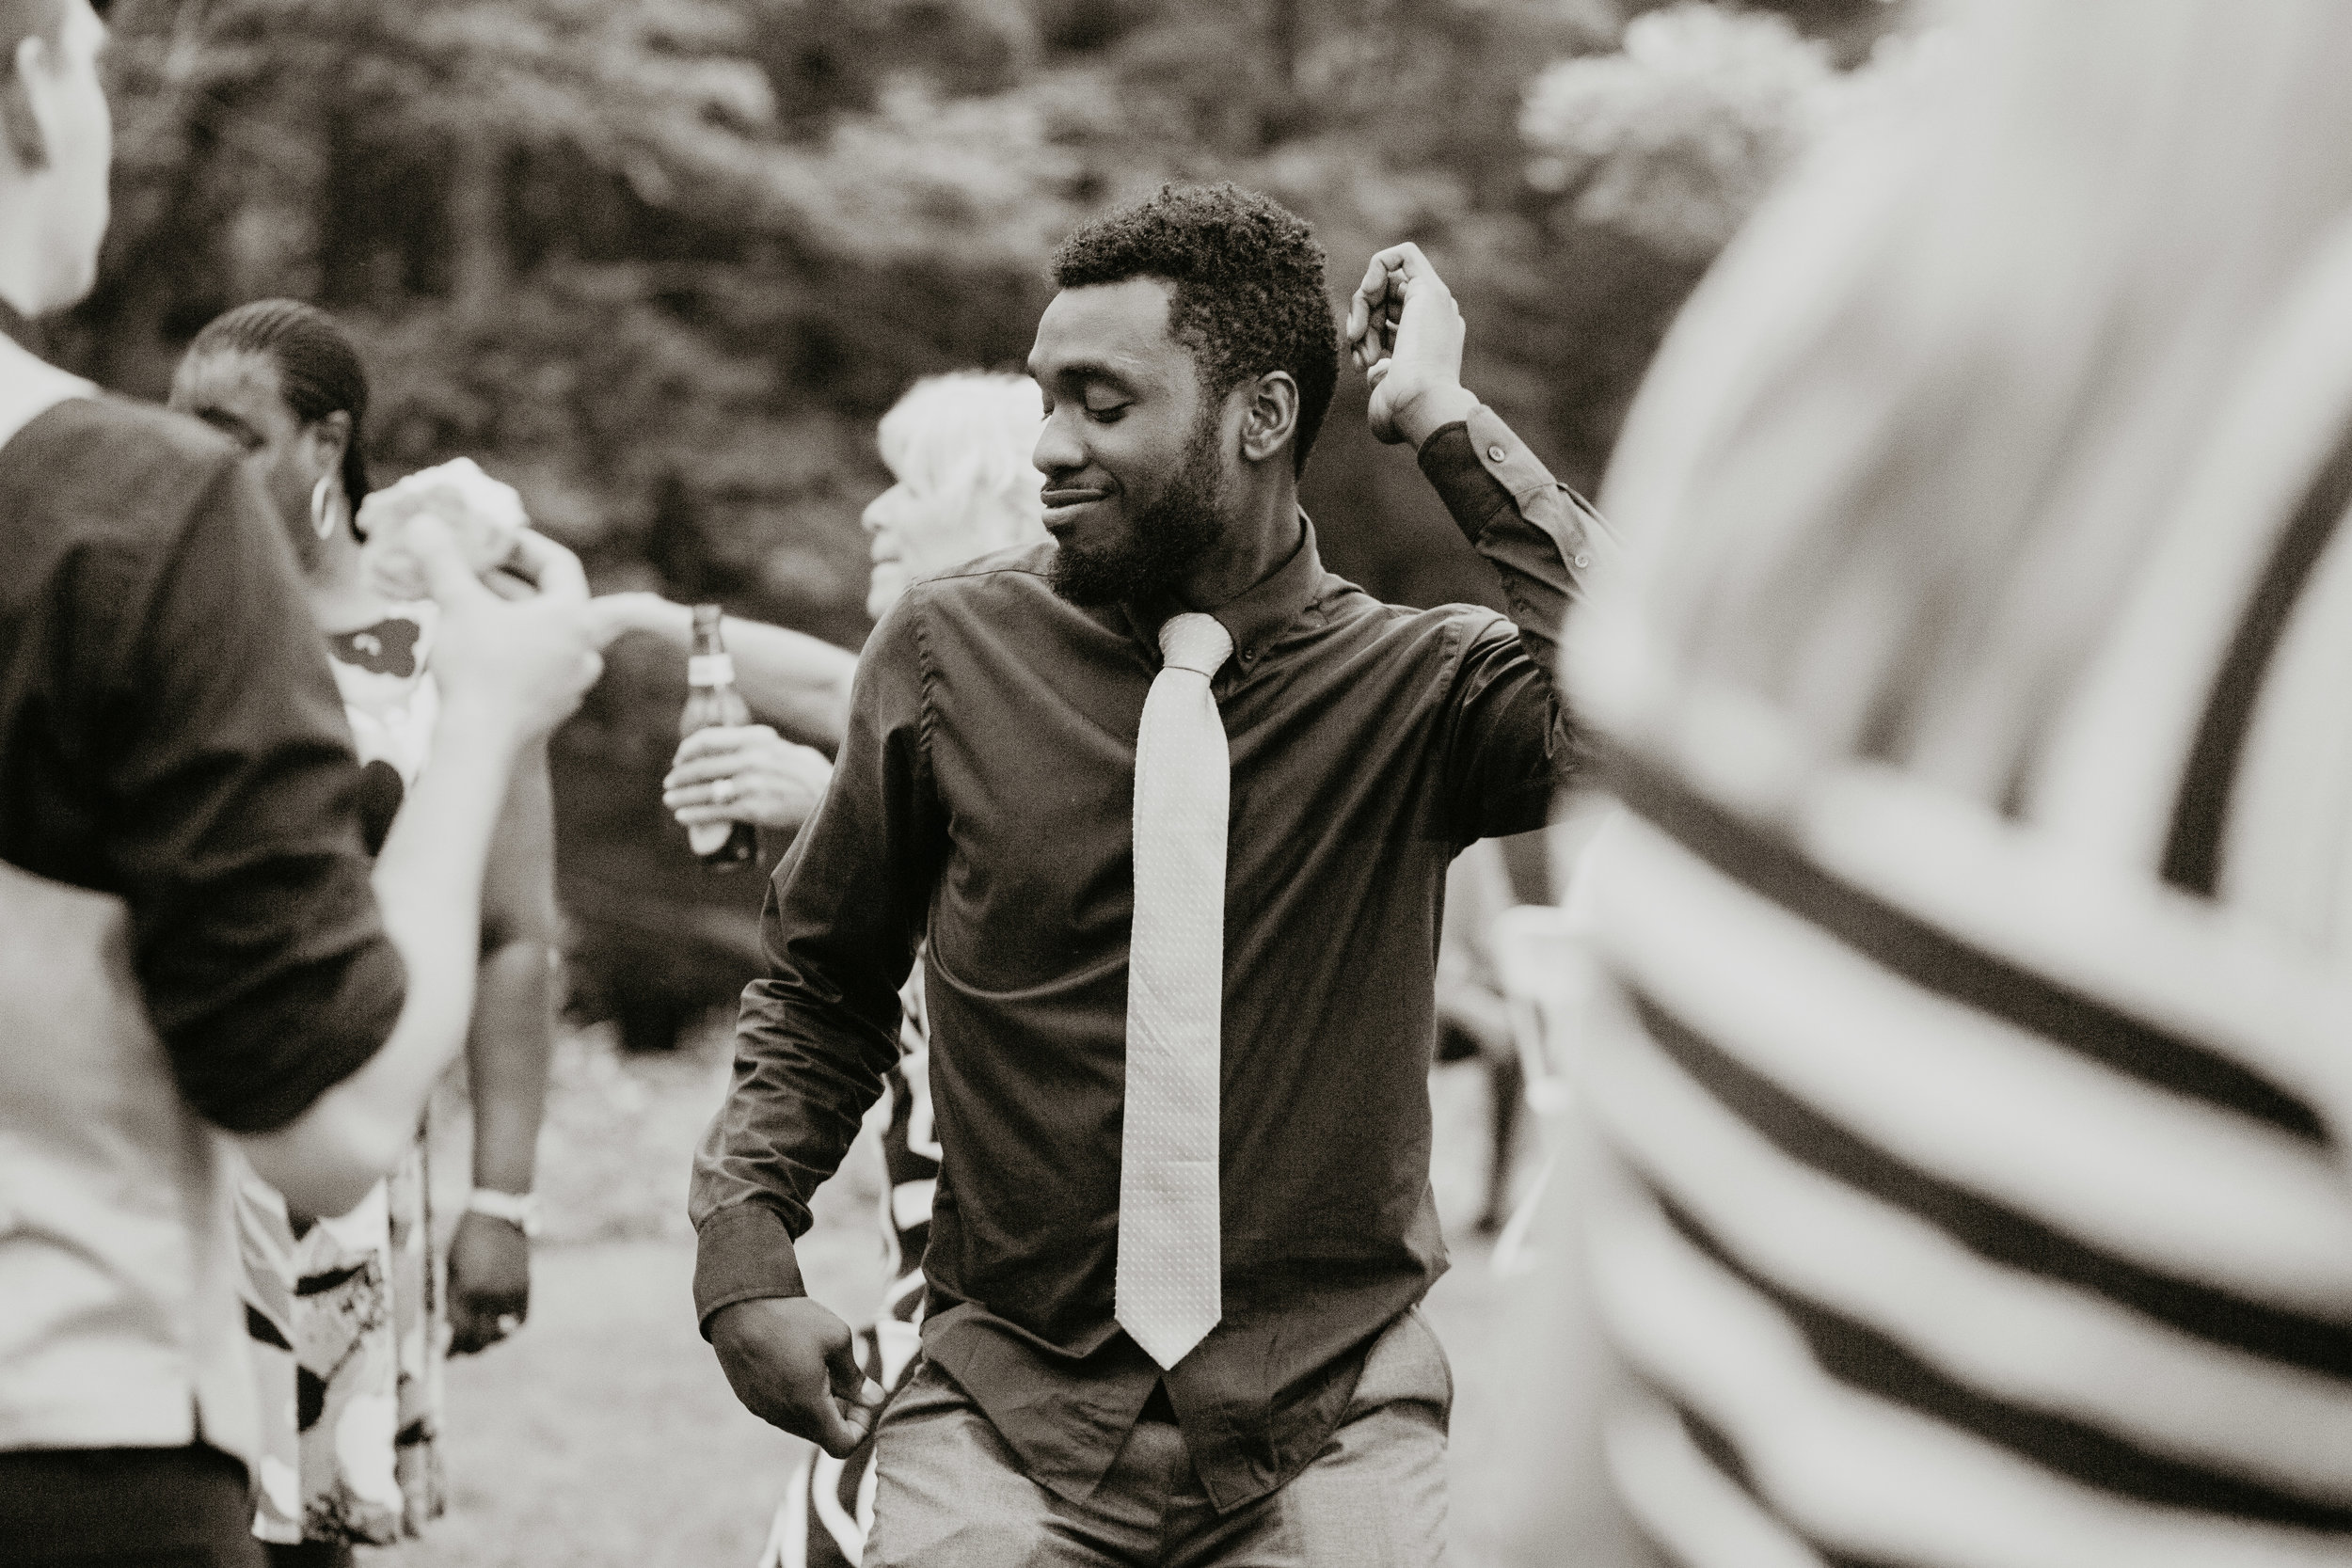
{"left": 690, "top": 606, "right": 727, "bottom": 660}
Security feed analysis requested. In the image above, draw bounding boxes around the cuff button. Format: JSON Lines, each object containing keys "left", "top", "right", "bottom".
{"left": 1486, "top": 445, "right": 1507, "bottom": 463}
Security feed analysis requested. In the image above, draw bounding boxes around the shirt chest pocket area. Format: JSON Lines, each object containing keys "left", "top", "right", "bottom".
{"left": 933, "top": 747, "right": 1137, "bottom": 997}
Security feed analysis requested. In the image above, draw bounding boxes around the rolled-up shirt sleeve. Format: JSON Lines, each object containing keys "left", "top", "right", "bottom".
{"left": 1418, "top": 405, "right": 1618, "bottom": 843}
{"left": 691, "top": 592, "right": 944, "bottom": 1333}
{"left": 101, "top": 453, "right": 406, "bottom": 1134}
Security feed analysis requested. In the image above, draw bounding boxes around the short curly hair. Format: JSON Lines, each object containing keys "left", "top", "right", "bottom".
{"left": 1051, "top": 183, "right": 1339, "bottom": 478}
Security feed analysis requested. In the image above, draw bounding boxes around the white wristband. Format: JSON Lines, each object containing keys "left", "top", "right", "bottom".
{"left": 467, "top": 1188, "right": 543, "bottom": 1238}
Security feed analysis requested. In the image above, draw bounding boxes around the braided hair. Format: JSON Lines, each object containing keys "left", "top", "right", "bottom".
{"left": 185, "top": 299, "right": 373, "bottom": 521}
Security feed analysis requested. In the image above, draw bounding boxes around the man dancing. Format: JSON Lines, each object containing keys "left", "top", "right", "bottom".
{"left": 691, "top": 182, "right": 1609, "bottom": 1565}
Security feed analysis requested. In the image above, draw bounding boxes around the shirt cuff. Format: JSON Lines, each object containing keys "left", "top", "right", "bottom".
{"left": 692, "top": 1203, "right": 809, "bottom": 1338}
{"left": 1417, "top": 418, "right": 1518, "bottom": 545}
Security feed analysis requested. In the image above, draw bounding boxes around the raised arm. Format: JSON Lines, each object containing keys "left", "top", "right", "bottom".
{"left": 103, "top": 456, "right": 597, "bottom": 1221}
{"left": 1347, "top": 242, "right": 1617, "bottom": 842}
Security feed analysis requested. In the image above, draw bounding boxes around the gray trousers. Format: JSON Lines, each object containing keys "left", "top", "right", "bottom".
{"left": 864, "top": 1310, "right": 1454, "bottom": 1568}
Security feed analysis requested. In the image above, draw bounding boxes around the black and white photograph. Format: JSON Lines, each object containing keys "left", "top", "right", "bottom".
{"left": 9, "top": 2, "right": 2352, "bottom": 1566}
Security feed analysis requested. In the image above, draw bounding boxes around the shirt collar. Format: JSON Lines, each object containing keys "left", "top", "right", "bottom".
{"left": 1125, "top": 511, "right": 1326, "bottom": 676}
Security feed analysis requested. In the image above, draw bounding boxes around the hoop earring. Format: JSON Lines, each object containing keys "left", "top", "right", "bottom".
{"left": 310, "top": 474, "right": 339, "bottom": 542}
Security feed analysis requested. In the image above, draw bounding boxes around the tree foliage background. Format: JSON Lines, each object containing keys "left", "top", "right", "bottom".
{"left": 60, "top": 0, "right": 1905, "bottom": 1044}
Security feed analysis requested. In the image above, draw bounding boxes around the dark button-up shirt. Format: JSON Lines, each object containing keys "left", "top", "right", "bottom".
{"left": 692, "top": 407, "right": 1611, "bottom": 1511}
{"left": 0, "top": 395, "right": 404, "bottom": 1133}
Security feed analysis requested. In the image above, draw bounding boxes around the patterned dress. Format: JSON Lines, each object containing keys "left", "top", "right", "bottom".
{"left": 237, "top": 604, "right": 449, "bottom": 1546}
{"left": 760, "top": 967, "right": 939, "bottom": 1568}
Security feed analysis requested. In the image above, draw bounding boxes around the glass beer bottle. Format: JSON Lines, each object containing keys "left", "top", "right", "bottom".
{"left": 682, "top": 604, "right": 757, "bottom": 870}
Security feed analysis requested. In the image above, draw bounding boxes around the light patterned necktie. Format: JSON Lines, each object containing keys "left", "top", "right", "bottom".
{"left": 1116, "top": 610, "right": 1234, "bottom": 1370}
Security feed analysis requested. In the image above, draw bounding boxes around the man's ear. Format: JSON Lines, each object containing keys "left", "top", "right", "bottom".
{"left": 1, "top": 36, "right": 51, "bottom": 175}
{"left": 1237, "top": 371, "right": 1300, "bottom": 467}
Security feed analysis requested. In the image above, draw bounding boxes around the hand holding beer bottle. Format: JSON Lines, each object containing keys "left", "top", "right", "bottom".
{"left": 663, "top": 723, "right": 833, "bottom": 844}
{"left": 663, "top": 607, "right": 835, "bottom": 865}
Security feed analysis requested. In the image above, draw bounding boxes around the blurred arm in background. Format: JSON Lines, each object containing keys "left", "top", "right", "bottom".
{"left": 446, "top": 738, "right": 560, "bottom": 1354}
{"left": 1435, "top": 835, "right": 1525, "bottom": 1237}
{"left": 589, "top": 591, "right": 855, "bottom": 750}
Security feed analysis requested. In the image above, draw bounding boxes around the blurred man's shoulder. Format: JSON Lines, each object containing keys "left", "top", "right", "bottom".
{"left": 0, "top": 395, "right": 248, "bottom": 546}
{"left": 916, "top": 539, "right": 1059, "bottom": 602}
{"left": 5, "top": 393, "right": 243, "bottom": 495}
{"left": 33, "top": 393, "right": 237, "bottom": 465}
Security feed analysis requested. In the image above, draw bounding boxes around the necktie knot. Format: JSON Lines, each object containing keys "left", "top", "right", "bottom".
{"left": 1157, "top": 611, "right": 1233, "bottom": 680}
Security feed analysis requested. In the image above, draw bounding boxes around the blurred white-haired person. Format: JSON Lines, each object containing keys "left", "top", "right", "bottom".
{"left": 860, "top": 370, "right": 1052, "bottom": 621}
{"left": 1487, "top": 3, "right": 2352, "bottom": 1565}
{"left": 591, "top": 371, "right": 1046, "bottom": 839}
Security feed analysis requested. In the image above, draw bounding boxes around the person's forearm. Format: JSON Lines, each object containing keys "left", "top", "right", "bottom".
{"left": 689, "top": 851, "right": 915, "bottom": 1327}
{"left": 469, "top": 740, "right": 560, "bottom": 1194}
{"left": 688, "top": 980, "right": 901, "bottom": 1234}
{"left": 236, "top": 702, "right": 521, "bottom": 1216}
{"left": 468, "top": 939, "right": 555, "bottom": 1194}
{"left": 726, "top": 618, "right": 856, "bottom": 750}
{"left": 1418, "top": 402, "right": 1615, "bottom": 839}
{"left": 1417, "top": 403, "right": 1614, "bottom": 675}
{"left": 626, "top": 595, "right": 855, "bottom": 750}
{"left": 690, "top": 986, "right": 900, "bottom": 1330}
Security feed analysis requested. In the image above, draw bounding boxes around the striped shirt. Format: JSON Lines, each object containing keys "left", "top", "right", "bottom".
{"left": 1565, "top": 277, "right": 2352, "bottom": 1567}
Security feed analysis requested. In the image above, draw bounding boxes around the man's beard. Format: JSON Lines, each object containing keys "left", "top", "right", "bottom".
{"left": 1048, "top": 415, "right": 1227, "bottom": 607}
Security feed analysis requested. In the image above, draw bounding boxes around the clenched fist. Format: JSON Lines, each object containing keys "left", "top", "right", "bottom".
{"left": 1345, "top": 242, "right": 1479, "bottom": 449}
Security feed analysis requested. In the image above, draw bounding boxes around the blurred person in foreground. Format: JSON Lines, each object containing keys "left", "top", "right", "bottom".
{"left": 1487, "top": 3, "right": 2352, "bottom": 1565}
{"left": 168, "top": 301, "right": 560, "bottom": 1560}
{"left": 0, "top": 2, "right": 600, "bottom": 1563}
{"left": 692, "top": 182, "right": 1613, "bottom": 1567}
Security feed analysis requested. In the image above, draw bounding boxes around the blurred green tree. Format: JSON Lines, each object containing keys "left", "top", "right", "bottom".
{"left": 56, "top": 0, "right": 1904, "bottom": 1045}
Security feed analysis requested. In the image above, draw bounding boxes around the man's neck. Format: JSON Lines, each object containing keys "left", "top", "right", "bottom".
{"left": 1173, "top": 470, "right": 1302, "bottom": 611}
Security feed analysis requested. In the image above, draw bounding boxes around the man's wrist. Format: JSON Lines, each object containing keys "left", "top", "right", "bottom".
{"left": 1398, "top": 383, "right": 1480, "bottom": 451}
{"left": 693, "top": 1201, "right": 810, "bottom": 1336}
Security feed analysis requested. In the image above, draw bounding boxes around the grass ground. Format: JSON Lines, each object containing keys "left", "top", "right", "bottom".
{"left": 374, "top": 1022, "right": 1532, "bottom": 1567}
